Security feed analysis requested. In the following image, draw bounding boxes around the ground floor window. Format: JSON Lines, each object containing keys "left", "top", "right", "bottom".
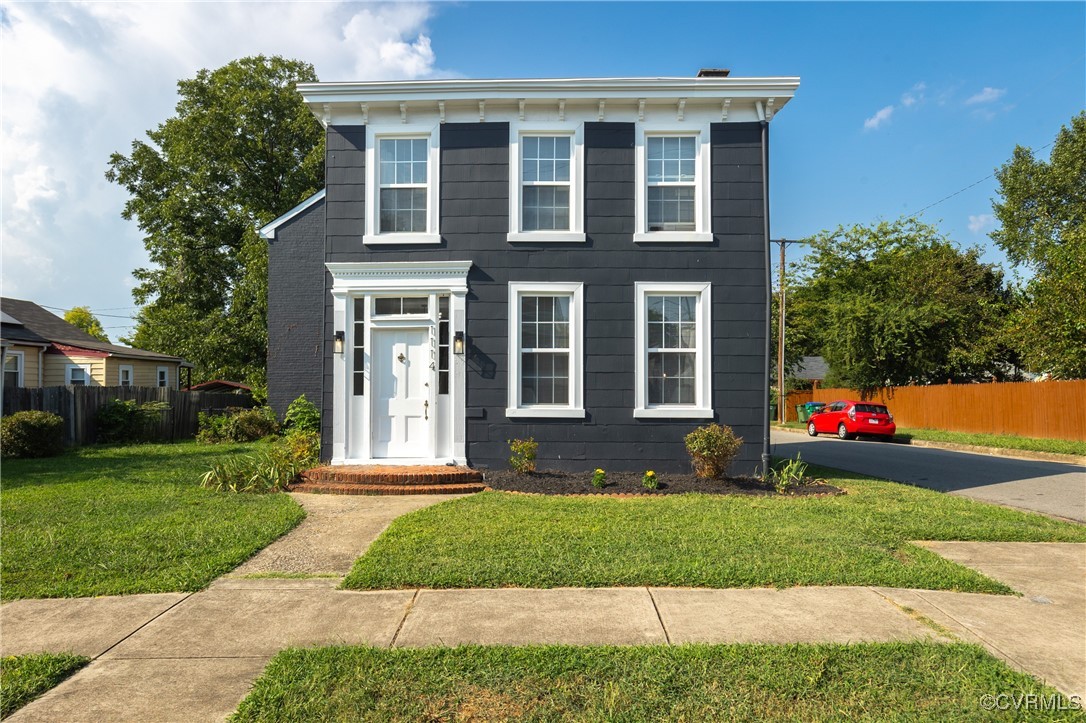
{"left": 157, "top": 366, "right": 169, "bottom": 388}
{"left": 3, "top": 351, "right": 24, "bottom": 388}
{"left": 506, "top": 282, "right": 584, "bottom": 418}
{"left": 66, "top": 364, "right": 91, "bottom": 386}
{"left": 634, "top": 282, "right": 713, "bottom": 418}
{"left": 119, "top": 365, "right": 133, "bottom": 387}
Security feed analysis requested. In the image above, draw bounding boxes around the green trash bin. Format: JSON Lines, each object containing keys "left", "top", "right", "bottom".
{"left": 796, "top": 404, "right": 810, "bottom": 423}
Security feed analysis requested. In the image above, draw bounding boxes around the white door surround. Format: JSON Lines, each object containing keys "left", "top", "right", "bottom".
{"left": 328, "top": 260, "right": 471, "bottom": 465}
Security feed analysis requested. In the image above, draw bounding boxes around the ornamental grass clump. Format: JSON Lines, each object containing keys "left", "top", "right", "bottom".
{"left": 591, "top": 468, "right": 607, "bottom": 489}
{"left": 771, "top": 454, "right": 809, "bottom": 495}
{"left": 642, "top": 470, "right": 659, "bottom": 490}
{"left": 684, "top": 423, "right": 743, "bottom": 479}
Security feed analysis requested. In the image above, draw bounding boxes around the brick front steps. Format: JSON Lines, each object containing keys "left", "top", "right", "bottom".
{"left": 289, "top": 465, "right": 485, "bottom": 496}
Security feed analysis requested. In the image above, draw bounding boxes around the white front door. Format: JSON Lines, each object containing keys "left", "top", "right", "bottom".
{"left": 371, "top": 328, "right": 431, "bottom": 459}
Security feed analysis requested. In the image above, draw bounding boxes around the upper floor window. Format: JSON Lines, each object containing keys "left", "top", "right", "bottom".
{"left": 508, "top": 126, "right": 585, "bottom": 244}
{"left": 364, "top": 125, "right": 440, "bottom": 245}
{"left": 646, "top": 136, "right": 696, "bottom": 231}
{"left": 635, "top": 125, "right": 713, "bottom": 244}
{"left": 379, "top": 138, "right": 427, "bottom": 233}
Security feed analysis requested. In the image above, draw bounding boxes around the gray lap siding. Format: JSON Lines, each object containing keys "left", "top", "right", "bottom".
{"left": 295, "top": 120, "right": 767, "bottom": 473}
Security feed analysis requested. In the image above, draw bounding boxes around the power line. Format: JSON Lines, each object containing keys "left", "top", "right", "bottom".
{"left": 911, "top": 141, "right": 1054, "bottom": 217}
{"left": 40, "top": 304, "right": 137, "bottom": 320}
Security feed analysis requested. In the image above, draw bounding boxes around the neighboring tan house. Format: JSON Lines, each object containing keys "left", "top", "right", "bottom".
{"left": 0, "top": 298, "right": 191, "bottom": 392}
{"left": 264, "top": 71, "right": 799, "bottom": 474}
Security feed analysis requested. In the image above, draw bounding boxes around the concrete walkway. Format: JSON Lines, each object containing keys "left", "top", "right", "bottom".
{"left": 2, "top": 496, "right": 1082, "bottom": 721}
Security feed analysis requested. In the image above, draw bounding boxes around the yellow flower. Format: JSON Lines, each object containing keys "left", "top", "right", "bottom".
{"left": 595, "top": 468, "right": 605, "bottom": 474}
{"left": 646, "top": 471, "right": 656, "bottom": 477}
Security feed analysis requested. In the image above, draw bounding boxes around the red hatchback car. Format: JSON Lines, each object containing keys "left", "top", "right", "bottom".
{"left": 807, "top": 400, "right": 896, "bottom": 440}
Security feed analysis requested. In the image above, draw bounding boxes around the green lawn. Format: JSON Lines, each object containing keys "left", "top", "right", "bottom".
{"left": 343, "top": 468, "right": 1086, "bottom": 593}
{"left": 778, "top": 422, "right": 1086, "bottom": 457}
{"left": 1, "top": 653, "right": 89, "bottom": 718}
{"left": 232, "top": 643, "right": 1081, "bottom": 722}
{"left": 1, "top": 442, "right": 305, "bottom": 600}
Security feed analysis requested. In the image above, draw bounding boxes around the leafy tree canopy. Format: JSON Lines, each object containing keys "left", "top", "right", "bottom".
{"left": 106, "top": 55, "right": 325, "bottom": 392}
{"left": 991, "top": 112, "right": 1086, "bottom": 378}
{"left": 792, "top": 217, "right": 1014, "bottom": 390}
{"left": 63, "top": 306, "right": 109, "bottom": 343}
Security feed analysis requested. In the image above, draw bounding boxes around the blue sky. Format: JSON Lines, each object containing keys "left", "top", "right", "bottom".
{"left": 2, "top": 2, "right": 1083, "bottom": 337}
{"left": 426, "top": 2, "right": 1085, "bottom": 270}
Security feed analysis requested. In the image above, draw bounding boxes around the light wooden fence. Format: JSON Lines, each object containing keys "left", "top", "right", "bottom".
{"left": 784, "top": 380, "right": 1086, "bottom": 441}
{"left": 2, "top": 386, "right": 255, "bottom": 445}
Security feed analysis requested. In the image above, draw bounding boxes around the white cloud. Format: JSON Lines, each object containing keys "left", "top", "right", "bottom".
{"left": 968, "top": 214, "right": 996, "bottom": 234}
{"left": 965, "top": 87, "right": 1007, "bottom": 105}
{"left": 1, "top": 1, "right": 445, "bottom": 313}
{"left": 864, "top": 105, "right": 894, "bottom": 130}
{"left": 900, "top": 81, "right": 926, "bottom": 108}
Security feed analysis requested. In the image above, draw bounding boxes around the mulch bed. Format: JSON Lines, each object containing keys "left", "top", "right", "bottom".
{"left": 481, "top": 469, "right": 845, "bottom": 497}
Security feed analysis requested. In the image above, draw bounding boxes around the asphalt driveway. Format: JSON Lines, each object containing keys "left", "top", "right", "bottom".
{"left": 772, "top": 430, "right": 1086, "bottom": 522}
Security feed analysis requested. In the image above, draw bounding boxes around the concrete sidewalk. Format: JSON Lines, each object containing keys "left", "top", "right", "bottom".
{"left": 2, "top": 498, "right": 1082, "bottom": 722}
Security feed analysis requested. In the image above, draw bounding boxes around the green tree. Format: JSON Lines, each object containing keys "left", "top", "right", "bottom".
{"left": 794, "top": 217, "right": 1015, "bottom": 391}
{"left": 63, "top": 306, "right": 109, "bottom": 342}
{"left": 106, "top": 56, "right": 325, "bottom": 392}
{"left": 991, "top": 112, "right": 1086, "bottom": 378}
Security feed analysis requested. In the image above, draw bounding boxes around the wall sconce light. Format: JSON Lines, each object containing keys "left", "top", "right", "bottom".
{"left": 453, "top": 331, "right": 465, "bottom": 355}
{"left": 333, "top": 331, "right": 345, "bottom": 355}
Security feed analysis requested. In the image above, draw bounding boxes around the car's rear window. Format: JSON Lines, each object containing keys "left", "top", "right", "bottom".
{"left": 855, "top": 404, "right": 889, "bottom": 414}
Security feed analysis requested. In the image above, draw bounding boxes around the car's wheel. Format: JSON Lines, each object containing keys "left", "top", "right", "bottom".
{"left": 807, "top": 421, "right": 817, "bottom": 437}
{"left": 837, "top": 423, "right": 852, "bottom": 440}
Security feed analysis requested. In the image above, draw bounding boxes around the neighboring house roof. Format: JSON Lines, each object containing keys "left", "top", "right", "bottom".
{"left": 184, "top": 380, "right": 252, "bottom": 393}
{"left": 0, "top": 297, "right": 192, "bottom": 366}
{"left": 793, "top": 356, "right": 829, "bottom": 381}
{"left": 258, "top": 189, "right": 326, "bottom": 240}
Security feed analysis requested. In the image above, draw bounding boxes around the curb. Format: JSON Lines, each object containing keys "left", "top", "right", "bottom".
{"left": 771, "top": 425, "right": 1086, "bottom": 466}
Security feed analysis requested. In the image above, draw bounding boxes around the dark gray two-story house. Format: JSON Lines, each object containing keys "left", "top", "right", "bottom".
{"left": 262, "top": 72, "right": 799, "bottom": 475}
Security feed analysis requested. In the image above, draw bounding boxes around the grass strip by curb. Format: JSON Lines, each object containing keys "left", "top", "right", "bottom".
{"left": 1, "top": 653, "right": 89, "bottom": 718}
{"left": 232, "top": 642, "right": 1082, "bottom": 722}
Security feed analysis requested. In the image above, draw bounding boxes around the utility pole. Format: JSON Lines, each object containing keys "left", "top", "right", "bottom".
{"left": 771, "top": 239, "right": 808, "bottom": 424}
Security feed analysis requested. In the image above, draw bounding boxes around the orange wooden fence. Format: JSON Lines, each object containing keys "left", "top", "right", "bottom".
{"left": 784, "top": 380, "right": 1086, "bottom": 441}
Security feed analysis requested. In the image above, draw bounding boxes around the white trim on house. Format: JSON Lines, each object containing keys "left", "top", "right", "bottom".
{"left": 633, "top": 281, "right": 713, "bottom": 419}
{"left": 118, "top": 364, "right": 134, "bottom": 387}
{"left": 506, "top": 281, "right": 585, "bottom": 419}
{"left": 66, "top": 363, "right": 92, "bottom": 386}
{"left": 258, "top": 189, "right": 326, "bottom": 240}
{"left": 507, "top": 122, "right": 585, "bottom": 244}
{"left": 363, "top": 123, "right": 442, "bottom": 246}
{"left": 299, "top": 76, "right": 799, "bottom": 130}
{"left": 327, "top": 260, "right": 471, "bottom": 465}
{"left": 633, "top": 121, "right": 713, "bottom": 243}
{"left": 3, "top": 350, "right": 24, "bottom": 387}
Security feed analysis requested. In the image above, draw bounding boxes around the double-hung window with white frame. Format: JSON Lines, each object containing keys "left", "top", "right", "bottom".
{"left": 66, "top": 363, "right": 92, "bottom": 386}
{"left": 3, "top": 351, "right": 24, "bottom": 388}
{"left": 634, "top": 282, "right": 713, "bottom": 418}
{"left": 634, "top": 124, "right": 713, "bottom": 243}
{"left": 508, "top": 125, "right": 585, "bottom": 243}
{"left": 119, "top": 365, "right": 133, "bottom": 387}
{"left": 157, "top": 366, "right": 169, "bottom": 388}
{"left": 507, "top": 282, "right": 584, "bottom": 418}
{"left": 364, "top": 124, "right": 441, "bottom": 245}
